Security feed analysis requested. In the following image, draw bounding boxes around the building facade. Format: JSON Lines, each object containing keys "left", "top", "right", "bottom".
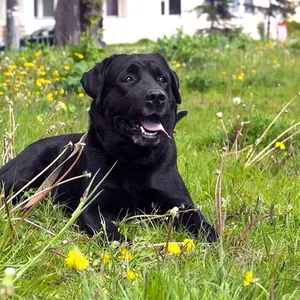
{"left": 0, "top": 0, "right": 299, "bottom": 46}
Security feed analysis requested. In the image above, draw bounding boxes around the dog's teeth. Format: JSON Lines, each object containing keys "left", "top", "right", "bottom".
{"left": 140, "top": 126, "right": 159, "bottom": 137}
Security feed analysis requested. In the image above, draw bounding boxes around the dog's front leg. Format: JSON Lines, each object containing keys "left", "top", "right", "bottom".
{"left": 149, "top": 170, "right": 218, "bottom": 242}
{"left": 79, "top": 206, "right": 122, "bottom": 242}
{"left": 176, "top": 207, "right": 218, "bottom": 243}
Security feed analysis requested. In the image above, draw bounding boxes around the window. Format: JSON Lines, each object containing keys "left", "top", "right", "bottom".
{"left": 244, "top": 0, "right": 254, "bottom": 14}
{"left": 229, "top": 0, "right": 240, "bottom": 13}
{"left": 161, "top": 1, "right": 165, "bottom": 15}
{"left": 161, "top": 0, "right": 181, "bottom": 15}
{"left": 169, "top": 0, "right": 180, "bottom": 15}
{"left": 34, "top": 0, "right": 54, "bottom": 18}
{"left": 107, "top": 0, "right": 118, "bottom": 16}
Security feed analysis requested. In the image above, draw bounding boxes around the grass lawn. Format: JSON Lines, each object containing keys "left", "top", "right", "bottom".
{"left": 0, "top": 34, "right": 299, "bottom": 299}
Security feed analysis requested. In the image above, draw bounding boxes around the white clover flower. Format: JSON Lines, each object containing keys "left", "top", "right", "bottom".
{"left": 286, "top": 204, "right": 293, "bottom": 213}
{"left": 232, "top": 97, "right": 241, "bottom": 105}
{"left": 170, "top": 206, "right": 179, "bottom": 218}
{"left": 4, "top": 268, "right": 15, "bottom": 276}
{"left": 216, "top": 112, "right": 223, "bottom": 119}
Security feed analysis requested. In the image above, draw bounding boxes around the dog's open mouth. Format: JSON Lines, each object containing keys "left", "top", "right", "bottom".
{"left": 115, "top": 115, "right": 171, "bottom": 140}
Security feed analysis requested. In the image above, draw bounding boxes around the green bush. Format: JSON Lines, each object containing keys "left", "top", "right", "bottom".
{"left": 155, "top": 29, "right": 253, "bottom": 65}
{"left": 287, "top": 20, "right": 300, "bottom": 38}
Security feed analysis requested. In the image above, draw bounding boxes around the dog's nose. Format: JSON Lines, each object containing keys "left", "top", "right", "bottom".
{"left": 145, "top": 89, "right": 166, "bottom": 105}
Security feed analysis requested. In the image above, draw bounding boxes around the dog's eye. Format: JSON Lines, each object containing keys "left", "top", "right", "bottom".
{"left": 123, "top": 76, "right": 134, "bottom": 83}
{"left": 158, "top": 76, "right": 167, "bottom": 83}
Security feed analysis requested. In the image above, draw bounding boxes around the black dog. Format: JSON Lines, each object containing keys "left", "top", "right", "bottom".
{"left": 0, "top": 53, "right": 217, "bottom": 242}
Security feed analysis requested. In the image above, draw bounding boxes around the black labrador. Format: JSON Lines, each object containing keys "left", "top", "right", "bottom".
{"left": 0, "top": 53, "right": 218, "bottom": 242}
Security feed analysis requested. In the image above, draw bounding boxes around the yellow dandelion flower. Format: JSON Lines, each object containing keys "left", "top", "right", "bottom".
{"left": 36, "top": 115, "right": 43, "bottom": 123}
{"left": 64, "top": 65, "right": 70, "bottom": 70}
{"left": 272, "top": 59, "right": 278, "bottom": 64}
{"left": 183, "top": 239, "right": 195, "bottom": 252}
{"left": 20, "top": 70, "right": 27, "bottom": 75}
{"left": 8, "top": 64, "right": 17, "bottom": 70}
{"left": 101, "top": 253, "right": 110, "bottom": 264}
{"left": 0, "top": 91, "right": 4, "bottom": 96}
{"left": 58, "top": 88, "right": 65, "bottom": 95}
{"left": 37, "top": 65, "right": 45, "bottom": 71}
{"left": 53, "top": 70, "right": 59, "bottom": 77}
{"left": 23, "top": 62, "right": 34, "bottom": 67}
{"left": 4, "top": 71, "right": 12, "bottom": 77}
{"left": 175, "top": 62, "right": 181, "bottom": 68}
{"left": 38, "top": 70, "right": 46, "bottom": 76}
{"left": 268, "top": 40, "right": 273, "bottom": 48}
{"left": 65, "top": 249, "right": 89, "bottom": 270}
{"left": 243, "top": 271, "right": 254, "bottom": 286}
{"left": 165, "top": 242, "right": 181, "bottom": 254}
{"left": 36, "top": 78, "right": 50, "bottom": 86}
{"left": 35, "top": 50, "right": 42, "bottom": 57}
{"left": 275, "top": 141, "right": 285, "bottom": 150}
{"left": 78, "top": 92, "right": 84, "bottom": 97}
{"left": 117, "top": 248, "right": 133, "bottom": 260}
{"left": 74, "top": 52, "right": 84, "bottom": 59}
{"left": 46, "top": 93, "right": 53, "bottom": 101}
{"left": 36, "top": 78, "right": 43, "bottom": 86}
{"left": 57, "top": 101, "right": 67, "bottom": 111}
{"left": 237, "top": 72, "right": 245, "bottom": 80}
{"left": 125, "top": 269, "right": 139, "bottom": 280}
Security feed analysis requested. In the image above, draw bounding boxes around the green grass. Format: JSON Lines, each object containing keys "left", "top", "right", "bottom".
{"left": 0, "top": 35, "right": 300, "bottom": 299}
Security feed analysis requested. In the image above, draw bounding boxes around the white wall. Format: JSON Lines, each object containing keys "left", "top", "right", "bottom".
{"left": 1, "top": 0, "right": 300, "bottom": 46}
{"left": 103, "top": 0, "right": 189, "bottom": 44}
{"left": 22, "top": 0, "right": 55, "bottom": 35}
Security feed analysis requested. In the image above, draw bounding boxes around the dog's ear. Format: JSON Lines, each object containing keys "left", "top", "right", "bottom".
{"left": 176, "top": 110, "right": 188, "bottom": 124}
{"left": 80, "top": 55, "right": 116, "bottom": 100}
{"left": 170, "top": 70, "right": 182, "bottom": 104}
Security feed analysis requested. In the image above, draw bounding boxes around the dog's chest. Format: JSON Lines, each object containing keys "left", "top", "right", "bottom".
{"left": 104, "top": 170, "right": 159, "bottom": 214}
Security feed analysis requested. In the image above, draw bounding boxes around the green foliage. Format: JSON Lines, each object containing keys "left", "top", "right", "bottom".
{"left": 186, "top": 73, "right": 225, "bottom": 93}
{"left": 287, "top": 20, "right": 300, "bottom": 38}
{"left": 0, "top": 34, "right": 300, "bottom": 299}
{"left": 257, "top": 22, "right": 264, "bottom": 40}
{"left": 194, "top": 0, "right": 234, "bottom": 30}
{"left": 155, "top": 29, "right": 252, "bottom": 66}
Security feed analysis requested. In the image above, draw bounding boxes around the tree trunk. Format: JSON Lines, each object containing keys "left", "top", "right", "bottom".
{"left": 6, "top": 0, "right": 20, "bottom": 50}
{"left": 54, "top": 0, "right": 80, "bottom": 45}
{"left": 80, "top": 0, "right": 103, "bottom": 40}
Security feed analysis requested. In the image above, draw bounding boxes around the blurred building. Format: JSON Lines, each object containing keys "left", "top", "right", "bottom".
{"left": 0, "top": 0, "right": 299, "bottom": 46}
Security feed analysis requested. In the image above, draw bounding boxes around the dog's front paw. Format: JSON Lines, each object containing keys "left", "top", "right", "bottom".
{"left": 201, "top": 222, "right": 218, "bottom": 243}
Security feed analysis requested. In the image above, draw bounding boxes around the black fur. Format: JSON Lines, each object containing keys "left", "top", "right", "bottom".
{"left": 0, "top": 53, "right": 217, "bottom": 242}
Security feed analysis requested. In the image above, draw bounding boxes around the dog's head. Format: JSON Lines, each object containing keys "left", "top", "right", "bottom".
{"left": 81, "top": 53, "right": 182, "bottom": 164}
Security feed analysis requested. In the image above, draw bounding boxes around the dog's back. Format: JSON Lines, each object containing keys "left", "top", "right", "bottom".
{"left": 0, "top": 133, "right": 84, "bottom": 197}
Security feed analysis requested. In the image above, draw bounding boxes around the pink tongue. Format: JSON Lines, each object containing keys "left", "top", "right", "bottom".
{"left": 140, "top": 119, "right": 171, "bottom": 139}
